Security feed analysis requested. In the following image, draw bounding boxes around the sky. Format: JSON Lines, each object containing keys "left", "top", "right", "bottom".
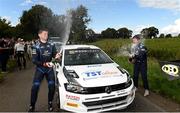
{"left": 0, "top": 0, "right": 180, "bottom": 36}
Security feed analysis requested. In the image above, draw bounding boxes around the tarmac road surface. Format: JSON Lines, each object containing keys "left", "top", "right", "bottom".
{"left": 0, "top": 62, "right": 179, "bottom": 112}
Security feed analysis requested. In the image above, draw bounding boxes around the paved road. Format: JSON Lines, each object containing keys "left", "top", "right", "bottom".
{"left": 0, "top": 62, "right": 179, "bottom": 112}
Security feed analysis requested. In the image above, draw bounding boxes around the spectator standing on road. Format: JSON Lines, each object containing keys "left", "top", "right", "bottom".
{"left": 26, "top": 41, "right": 33, "bottom": 60}
{"left": 14, "top": 38, "right": 26, "bottom": 70}
{"left": 0, "top": 38, "right": 9, "bottom": 73}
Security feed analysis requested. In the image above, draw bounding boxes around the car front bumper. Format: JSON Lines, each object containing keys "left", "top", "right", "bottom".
{"left": 59, "top": 80, "right": 135, "bottom": 112}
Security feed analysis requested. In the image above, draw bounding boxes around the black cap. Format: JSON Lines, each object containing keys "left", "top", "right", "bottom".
{"left": 132, "top": 34, "right": 141, "bottom": 40}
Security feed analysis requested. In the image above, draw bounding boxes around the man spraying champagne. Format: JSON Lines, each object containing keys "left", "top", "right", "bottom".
{"left": 129, "top": 35, "right": 149, "bottom": 97}
{"left": 28, "top": 28, "right": 61, "bottom": 112}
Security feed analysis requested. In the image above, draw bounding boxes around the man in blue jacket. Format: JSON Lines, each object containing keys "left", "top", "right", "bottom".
{"left": 129, "top": 35, "right": 149, "bottom": 97}
{"left": 28, "top": 28, "right": 61, "bottom": 112}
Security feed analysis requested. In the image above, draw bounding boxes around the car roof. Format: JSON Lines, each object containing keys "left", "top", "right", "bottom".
{"left": 62, "top": 45, "right": 100, "bottom": 50}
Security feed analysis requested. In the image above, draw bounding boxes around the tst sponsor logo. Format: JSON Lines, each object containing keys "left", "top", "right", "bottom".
{"left": 82, "top": 70, "right": 119, "bottom": 77}
{"left": 85, "top": 71, "right": 101, "bottom": 77}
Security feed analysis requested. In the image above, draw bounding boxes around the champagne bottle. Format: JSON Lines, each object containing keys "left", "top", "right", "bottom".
{"left": 51, "top": 58, "right": 57, "bottom": 64}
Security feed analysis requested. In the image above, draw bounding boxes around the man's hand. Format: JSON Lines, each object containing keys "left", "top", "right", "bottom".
{"left": 129, "top": 53, "right": 135, "bottom": 58}
{"left": 128, "top": 57, "right": 135, "bottom": 64}
{"left": 55, "top": 53, "right": 61, "bottom": 60}
{"left": 43, "top": 62, "right": 54, "bottom": 67}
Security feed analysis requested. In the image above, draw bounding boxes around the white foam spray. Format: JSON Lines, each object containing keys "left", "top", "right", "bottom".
{"left": 118, "top": 35, "right": 146, "bottom": 57}
{"left": 62, "top": 11, "right": 72, "bottom": 46}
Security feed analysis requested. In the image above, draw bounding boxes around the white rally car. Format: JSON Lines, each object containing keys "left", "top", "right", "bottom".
{"left": 54, "top": 45, "right": 135, "bottom": 112}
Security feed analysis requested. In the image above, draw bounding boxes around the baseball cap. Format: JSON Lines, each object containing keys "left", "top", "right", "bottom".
{"left": 132, "top": 34, "right": 141, "bottom": 40}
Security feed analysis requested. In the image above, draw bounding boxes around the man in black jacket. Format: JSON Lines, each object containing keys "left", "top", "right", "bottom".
{"left": 0, "top": 38, "right": 9, "bottom": 73}
{"left": 129, "top": 35, "right": 149, "bottom": 97}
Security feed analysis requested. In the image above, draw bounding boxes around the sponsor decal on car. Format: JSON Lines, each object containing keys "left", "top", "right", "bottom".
{"left": 66, "top": 94, "right": 80, "bottom": 101}
{"left": 82, "top": 70, "right": 119, "bottom": 80}
{"left": 87, "top": 64, "right": 102, "bottom": 68}
{"left": 66, "top": 102, "right": 79, "bottom": 108}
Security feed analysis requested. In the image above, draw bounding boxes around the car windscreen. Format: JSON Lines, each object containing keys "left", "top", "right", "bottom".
{"left": 64, "top": 49, "right": 113, "bottom": 66}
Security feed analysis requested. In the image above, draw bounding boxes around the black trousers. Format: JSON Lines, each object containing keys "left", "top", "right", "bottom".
{"left": 30, "top": 68, "right": 55, "bottom": 106}
{"left": 133, "top": 61, "right": 149, "bottom": 90}
{"left": 16, "top": 51, "right": 26, "bottom": 69}
{"left": 0, "top": 53, "right": 9, "bottom": 72}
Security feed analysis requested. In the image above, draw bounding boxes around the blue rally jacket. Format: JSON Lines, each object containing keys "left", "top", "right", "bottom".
{"left": 32, "top": 40, "right": 57, "bottom": 73}
{"left": 134, "top": 43, "right": 147, "bottom": 63}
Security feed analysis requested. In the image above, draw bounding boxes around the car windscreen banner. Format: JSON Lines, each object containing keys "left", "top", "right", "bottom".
{"left": 68, "top": 49, "right": 100, "bottom": 54}
{"left": 159, "top": 61, "right": 180, "bottom": 80}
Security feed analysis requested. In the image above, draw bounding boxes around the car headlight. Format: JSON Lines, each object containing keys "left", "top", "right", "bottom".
{"left": 117, "top": 67, "right": 130, "bottom": 79}
{"left": 63, "top": 68, "right": 79, "bottom": 78}
{"left": 68, "top": 70, "right": 79, "bottom": 78}
{"left": 63, "top": 67, "right": 88, "bottom": 94}
{"left": 117, "top": 67, "right": 132, "bottom": 87}
{"left": 64, "top": 83, "right": 88, "bottom": 94}
{"left": 125, "top": 73, "right": 132, "bottom": 87}
{"left": 126, "top": 72, "right": 131, "bottom": 83}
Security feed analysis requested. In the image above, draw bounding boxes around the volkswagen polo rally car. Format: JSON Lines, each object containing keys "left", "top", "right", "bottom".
{"left": 55, "top": 45, "right": 135, "bottom": 112}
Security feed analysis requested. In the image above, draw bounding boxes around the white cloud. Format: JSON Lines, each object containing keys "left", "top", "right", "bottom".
{"left": 161, "top": 18, "right": 180, "bottom": 36}
{"left": 20, "top": 0, "right": 33, "bottom": 6}
{"left": 1, "top": 16, "right": 20, "bottom": 26}
{"left": 20, "top": 0, "right": 48, "bottom": 6}
{"left": 37, "top": 1, "right": 48, "bottom": 5}
{"left": 138, "top": 0, "right": 180, "bottom": 12}
{"left": 11, "top": 19, "right": 20, "bottom": 27}
{"left": 1, "top": 16, "right": 11, "bottom": 22}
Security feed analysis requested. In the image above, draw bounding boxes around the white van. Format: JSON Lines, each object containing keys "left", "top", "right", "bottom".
{"left": 55, "top": 45, "right": 135, "bottom": 112}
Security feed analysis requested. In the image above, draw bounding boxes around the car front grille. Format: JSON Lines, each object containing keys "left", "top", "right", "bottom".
{"left": 83, "top": 96, "right": 127, "bottom": 107}
{"left": 84, "top": 80, "right": 132, "bottom": 94}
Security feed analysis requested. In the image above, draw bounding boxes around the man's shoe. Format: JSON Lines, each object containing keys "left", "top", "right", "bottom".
{"left": 48, "top": 101, "right": 53, "bottom": 112}
{"left": 134, "top": 87, "right": 138, "bottom": 92}
{"left": 144, "top": 89, "right": 149, "bottom": 97}
{"left": 28, "top": 105, "right": 35, "bottom": 112}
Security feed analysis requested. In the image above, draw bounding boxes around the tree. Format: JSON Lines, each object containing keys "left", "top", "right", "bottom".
{"left": 117, "top": 27, "right": 132, "bottom": 39}
{"left": 101, "top": 28, "right": 117, "bottom": 38}
{"left": 159, "top": 33, "right": 165, "bottom": 38}
{"left": 70, "top": 5, "right": 91, "bottom": 42}
{"left": 0, "top": 17, "right": 17, "bottom": 38}
{"left": 18, "top": 4, "right": 91, "bottom": 41}
{"left": 178, "top": 33, "right": 180, "bottom": 38}
{"left": 85, "top": 29, "right": 95, "bottom": 38}
{"left": 165, "top": 34, "right": 172, "bottom": 38}
{"left": 141, "top": 26, "right": 159, "bottom": 38}
{"left": 85, "top": 29, "right": 96, "bottom": 42}
{"left": 19, "top": 5, "right": 54, "bottom": 39}
{"left": 50, "top": 14, "right": 66, "bottom": 37}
